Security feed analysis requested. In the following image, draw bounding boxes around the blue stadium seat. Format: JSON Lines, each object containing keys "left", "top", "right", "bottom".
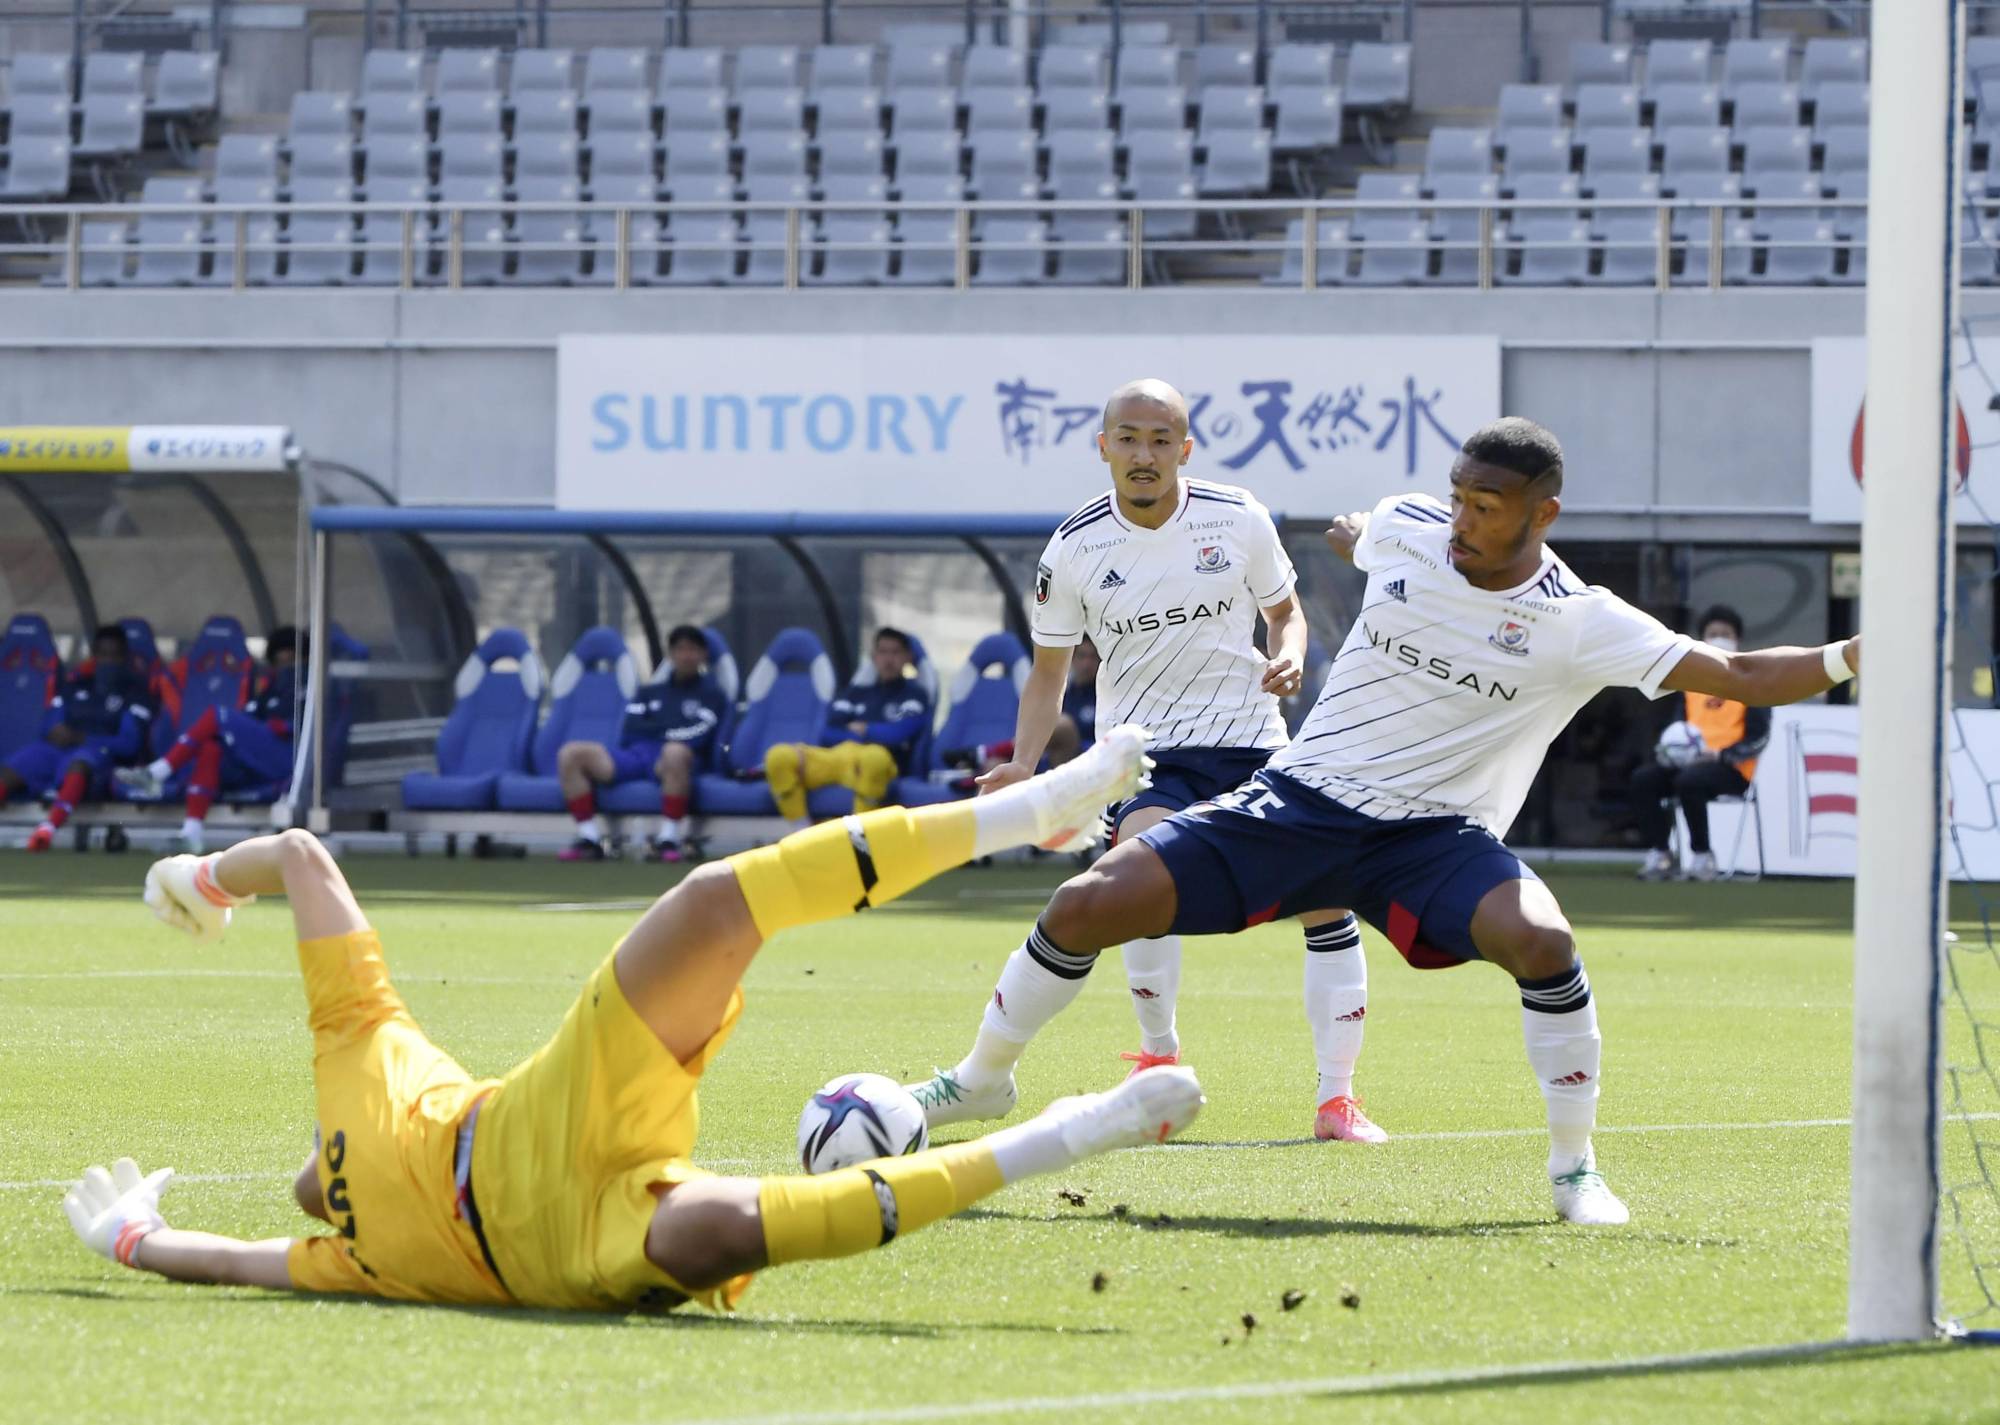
{"left": 820, "top": 130, "right": 887, "bottom": 178}
{"left": 2, "top": 133, "right": 71, "bottom": 200}
{"left": 360, "top": 50, "right": 423, "bottom": 110}
{"left": 962, "top": 46, "right": 1028, "bottom": 93}
{"left": 696, "top": 627, "right": 836, "bottom": 815}
{"left": 887, "top": 87, "right": 958, "bottom": 143}
{"left": 147, "top": 615, "right": 254, "bottom": 767}
{"left": 1345, "top": 43, "right": 1412, "bottom": 112}
{"left": 811, "top": 45, "right": 878, "bottom": 96}
{"left": 1499, "top": 83, "right": 1562, "bottom": 129}
{"left": 1265, "top": 215, "right": 1352, "bottom": 285}
{"left": 510, "top": 48, "right": 576, "bottom": 98}
{"left": 1354, "top": 172, "right": 1427, "bottom": 284}
{"left": 1575, "top": 84, "right": 1639, "bottom": 130}
{"left": 1569, "top": 41, "right": 1634, "bottom": 88}
{"left": 1650, "top": 82, "right": 1719, "bottom": 131}
{"left": 891, "top": 631, "right": 1026, "bottom": 807}
{"left": 1501, "top": 126, "right": 1573, "bottom": 180}
{"left": 1424, "top": 125, "right": 1494, "bottom": 179}
{"left": 0, "top": 613, "right": 60, "bottom": 762}
{"left": 282, "top": 175, "right": 356, "bottom": 284}
{"left": 1750, "top": 173, "right": 1835, "bottom": 285}
{"left": 290, "top": 91, "right": 353, "bottom": 140}
{"left": 1113, "top": 44, "right": 1180, "bottom": 99}
{"left": 811, "top": 212, "right": 892, "bottom": 283}
{"left": 1193, "top": 43, "right": 1254, "bottom": 92}
{"left": 1644, "top": 40, "right": 1713, "bottom": 93}
{"left": 739, "top": 88, "right": 806, "bottom": 136}
{"left": 495, "top": 627, "right": 638, "bottom": 810}
{"left": 1038, "top": 46, "right": 1106, "bottom": 99}
{"left": 437, "top": 49, "right": 501, "bottom": 98}
{"left": 402, "top": 629, "right": 543, "bottom": 810}
{"left": 806, "top": 633, "right": 936, "bottom": 818}
{"left": 1811, "top": 81, "right": 1868, "bottom": 141}
{"left": 885, "top": 41, "right": 955, "bottom": 92}
{"left": 1502, "top": 174, "right": 1588, "bottom": 285}
{"left": 1800, "top": 39, "right": 1867, "bottom": 104}
{"left": 1116, "top": 87, "right": 1187, "bottom": 142}
{"left": 1722, "top": 38, "right": 1790, "bottom": 103}
{"left": 815, "top": 89, "right": 882, "bottom": 136}
{"left": 1581, "top": 125, "right": 1651, "bottom": 178}
{"left": 734, "top": 45, "right": 801, "bottom": 96}
{"left": 151, "top": 51, "right": 220, "bottom": 132}
{"left": 130, "top": 177, "right": 203, "bottom": 286}
{"left": 659, "top": 47, "right": 725, "bottom": 94}
{"left": 1269, "top": 44, "right": 1336, "bottom": 92}
{"left": 600, "top": 628, "right": 740, "bottom": 815}
{"left": 1731, "top": 82, "right": 1800, "bottom": 131}
{"left": 437, "top": 91, "right": 503, "bottom": 142}
{"left": 586, "top": 47, "right": 650, "bottom": 94}
{"left": 974, "top": 214, "right": 1048, "bottom": 283}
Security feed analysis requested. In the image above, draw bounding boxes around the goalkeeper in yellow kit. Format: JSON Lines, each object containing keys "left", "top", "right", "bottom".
{"left": 60, "top": 727, "right": 1204, "bottom": 1311}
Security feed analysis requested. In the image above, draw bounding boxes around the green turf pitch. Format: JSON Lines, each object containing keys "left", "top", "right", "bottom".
{"left": 2, "top": 852, "right": 1995, "bottom": 1423}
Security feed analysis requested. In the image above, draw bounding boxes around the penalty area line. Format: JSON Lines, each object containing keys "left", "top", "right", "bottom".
{"left": 1165, "top": 1110, "right": 2000, "bottom": 1151}
{"left": 680, "top": 1339, "right": 1878, "bottom": 1425}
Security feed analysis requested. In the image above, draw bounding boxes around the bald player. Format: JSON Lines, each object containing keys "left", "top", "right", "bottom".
{"left": 908, "top": 379, "right": 1386, "bottom": 1147}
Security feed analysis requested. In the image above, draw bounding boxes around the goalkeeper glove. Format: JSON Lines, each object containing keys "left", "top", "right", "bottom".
{"left": 63, "top": 1157, "right": 176, "bottom": 1268}
{"left": 143, "top": 853, "right": 249, "bottom": 943}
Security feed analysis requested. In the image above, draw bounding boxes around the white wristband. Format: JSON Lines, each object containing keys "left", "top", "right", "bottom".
{"left": 1823, "top": 641, "right": 1856, "bottom": 685}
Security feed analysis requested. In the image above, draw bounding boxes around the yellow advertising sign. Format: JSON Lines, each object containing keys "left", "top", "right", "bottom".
{"left": 0, "top": 425, "right": 293, "bottom": 474}
{"left": 0, "top": 427, "right": 128, "bottom": 471}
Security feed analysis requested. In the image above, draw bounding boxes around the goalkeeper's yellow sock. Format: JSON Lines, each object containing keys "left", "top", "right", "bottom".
{"left": 758, "top": 1142, "right": 1004, "bottom": 1265}
{"left": 726, "top": 801, "right": 977, "bottom": 939}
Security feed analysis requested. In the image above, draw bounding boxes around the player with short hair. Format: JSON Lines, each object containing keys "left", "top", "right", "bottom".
{"left": 911, "top": 417, "right": 1864, "bottom": 1225}
{"left": 907, "top": 379, "right": 1383, "bottom": 1147}
{"left": 762, "top": 627, "right": 931, "bottom": 824}
{"left": 558, "top": 624, "right": 729, "bottom": 864}
{"left": 62, "top": 729, "right": 1206, "bottom": 1308}
{"left": 3, "top": 623, "right": 153, "bottom": 853}
{"left": 116, "top": 626, "right": 307, "bottom": 853}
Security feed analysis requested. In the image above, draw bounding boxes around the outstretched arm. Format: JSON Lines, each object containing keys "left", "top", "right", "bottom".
{"left": 64, "top": 1155, "right": 295, "bottom": 1289}
{"left": 125, "top": 1229, "right": 297, "bottom": 1288}
{"left": 1660, "top": 635, "right": 1860, "bottom": 706}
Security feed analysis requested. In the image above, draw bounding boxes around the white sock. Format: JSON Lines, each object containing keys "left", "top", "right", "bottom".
{"left": 1120, "top": 935, "right": 1181, "bottom": 1057}
{"left": 984, "top": 1109, "right": 1084, "bottom": 1183}
{"left": 575, "top": 817, "right": 604, "bottom": 844}
{"left": 955, "top": 922, "right": 1096, "bottom": 1086}
{"left": 180, "top": 816, "right": 205, "bottom": 841}
{"left": 659, "top": 816, "right": 687, "bottom": 844}
{"left": 1518, "top": 962, "right": 1601, "bottom": 1177}
{"left": 1303, "top": 915, "right": 1367, "bottom": 1103}
{"left": 968, "top": 780, "right": 1045, "bottom": 859}
{"left": 147, "top": 756, "right": 172, "bottom": 781}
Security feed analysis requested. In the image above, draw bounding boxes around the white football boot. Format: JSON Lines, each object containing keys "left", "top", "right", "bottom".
{"left": 906, "top": 1067, "right": 1019, "bottom": 1128}
{"left": 1551, "top": 1152, "right": 1630, "bottom": 1226}
{"left": 1043, "top": 1065, "right": 1206, "bottom": 1157}
{"left": 1020, "top": 723, "right": 1152, "bottom": 852}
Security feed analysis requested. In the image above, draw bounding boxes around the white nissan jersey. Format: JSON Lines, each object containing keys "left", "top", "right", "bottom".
{"left": 1270, "top": 493, "right": 1695, "bottom": 836}
{"left": 1034, "top": 478, "right": 1296, "bottom": 751}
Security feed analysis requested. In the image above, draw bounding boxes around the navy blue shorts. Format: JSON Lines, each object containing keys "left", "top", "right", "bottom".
{"left": 1135, "top": 769, "right": 1538, "bottom": 968}
{"left": 5, "top": 739, "right": 119, "bottom": 795}
{"left": 608, "top": 739, "right": 664, "bottom": 783}
{"left": 1109, "top": 745, "right": 1273, "bottom": 838}
{"left": 215, "top": 708, "right": 294, "bottom": 784}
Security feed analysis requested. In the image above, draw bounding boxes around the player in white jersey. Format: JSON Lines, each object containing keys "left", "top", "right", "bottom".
{"left": 907, "top": 379, "right": 1386, "bottom": 1147}
{"left": 912, "top": 417, "right": 1863, "bottom": 1224}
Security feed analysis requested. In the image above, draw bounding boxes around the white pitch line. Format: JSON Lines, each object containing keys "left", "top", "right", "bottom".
{"left": 0, "top": 969, "right": 584, "bottom": 986}
{"left": 520, "top": 899, "right": 660, "bottom": 913}
{"left": 0, "top": 1160, "right": 760, "bottom": 1193}
{"left": 677, "top": 1339, "right": 1868, "bottom": 1425}
{"left": 1162, "top": 1110, "right": 2000, "bottom": 1150}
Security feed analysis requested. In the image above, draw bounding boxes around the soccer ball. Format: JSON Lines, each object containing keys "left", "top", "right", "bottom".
{"left": 1655, "top": 720, "right": 1710, "bottom": 769}
{"left": 796, "top": 1073, "right": 930, "bottom": 1174}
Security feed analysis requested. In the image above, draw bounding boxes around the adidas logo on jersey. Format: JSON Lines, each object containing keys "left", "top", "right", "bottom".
{"left": 1098, "top": 568, "right": 1127, "bottom": 590}
{"left": 1384, "top": 579, "right": 1407, "bottom": 603}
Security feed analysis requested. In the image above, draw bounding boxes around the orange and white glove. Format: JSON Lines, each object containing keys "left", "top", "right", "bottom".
{"left": 143, "top": 854, "right": 250, "bottom": 943}
{"left": 62, "top": 1157, "right": 176, "bottom": 1268}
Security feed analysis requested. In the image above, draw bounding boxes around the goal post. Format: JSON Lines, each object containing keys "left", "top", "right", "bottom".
{"left": 1849, "top": 3, "right": 1961, "bottom": 1342}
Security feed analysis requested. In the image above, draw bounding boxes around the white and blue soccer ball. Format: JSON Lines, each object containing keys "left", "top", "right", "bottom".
{"left": 1655, "top": 720, "right": 1711, "bottom": 769}
{"left": 797, "top": 1073, "right": 930, "bottom": 1174}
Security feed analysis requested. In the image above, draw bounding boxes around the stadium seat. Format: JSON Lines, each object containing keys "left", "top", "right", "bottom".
{"left": 1126, "top": 131, "right": 1197, "bottom": 239}
{"left": 1424, "top": 125, "right": 1494, "bottom": 179}
{"left": 1574, "top": 84, "right": 1639, "bottom": 130}
{"left": 1801, "top": 39, "right": 1867, "bottom": 104}
{"left": 437, "top": 91, "right": 503, "bottom": 142}
{"left": 973, "top": 214, "right": 1047, "bottom": 283}
{"left": 891, "top": 634, "right": 1029, "bottom": 806}
{"left": 494, "top": 628, "right": 638, "bottom": 811}
{"left": 580, "top": 168, "right": 666, "bottom": 282}
{"left": 289, "top": 132, "right": 354, "bottom": 182}
{"left": 809, "top": 212, "right": 892, "bottom": 284}
{"left": 695, "top": 628, "right": 837, "bottom": 815}
{"left": 509, "top": 48, "right": 576, "bottom": 98}
{"left": 1345, "top": 43, "right": 1412, "bottom": 111}
{"left": 437, "top": 49, "right": 501, "bottom": 98}
{"left": 83, "top": 53, "right": 142, "bottom": 100}
{"left": 1197, "top": 129, "right": 1271, "bottom": 196}
{"left": 891, "top": 130, "right": 959, "bottom": 183}
{"left": 1038, "top": 46, "right": 1106, "bottom": 99}
{"left": 1059, "top": 21, "right": 1168, "bottom": 46}
{"left": 734, "top": 45, "right": 801, "bottom": 95}
{"left": 207, "top": 164, "right": 279, "bottom": 287}
{"left": 360, "top": 49, "right": 423, "bottom": 110}
{"left": 1644, "top": 39, "right": 1713, "bottom": 93}
{"left": 821, "top": 170, "right": 887, "bottom": 208}
{"left": 360, "top": 93, "right": 426, "bottom": 151}
{"left": 513, "top": 92, "right": 580, "bottom": 141}
{"left": 969, "top": 130, "right": 1035, "bottom": 194}
{"left": 662, "top": 210, "right": 738, "bottom": 284}
{"left": 360, "top": 133, "right": 425, "bottom": 185}
{"left": 1353, "top": 172, "right": 1425, "bottom": 284}
{"left": 150, "top": 51, "right": 220, "bottom": 128}
{"left": 586, "top": 89, "right": 654, "bottom": 145}
{"left": 1269, "top": 44, "right": 1336, "bottom": 93}
{"left": 1192, "top": 43, "right": 1253, "bottom": 93}
{"left": 403, "top": 629, "right": 544, "bottom": 811}
{"left": 1266, "top": 215, "right": 1352, "bottom": 285}
{"left": 1751, "top": 172, "right": 1835, "bottom": 284}
{"left": 885, "top": 41, "right": 955, "bottom": 92}
{"left": 77, "top": 206, "right": 129, "bottom": 284}
{"left": 9, "top": 53, "right": 72, "bottom": 100}
{"left": 1722, "top": 38, "right": 1791, "bottom": 102}
{"left": 1661, "top": 125, "right": 1730, "bottom": 179}
{"left": 1568, "top": 41, "right": 1634, "bottom": 88}
{"left": 354, "top": 175, "right": 426, "bottom": 284}
{"left": 1273, "top": 85, "right": 1343, "bottom": 152}
{"left": 1499, "top": 83, "right": 1562, "bottom": 129}
{"left": 1501, "top": 126, "right": 1572, "bottom": 180}
{"left": 1048, "top": 130, "right": 1115, "bottom": 187}
{"left": 963, "top": 46, "right": 1028, "bottom": 93}
{"left": 585, "top": 47, "right": 650, "bottom": 94}
{"left": 1821, "top": 124, "right": 1869, "bottom": 186}
{"left": 1429, "top": 172, "right": 1497, "bottom": 283}
{"left": 740, "top": 173, "right": 807, "bottom": 282}
{"left": 8, "top": 91, "right": 71, "bottom": 142}
{"left": 738, "top": 88, "right": 806, "bottom": 137}
{"left": 1812, "top": 81, "right": 1869, "bottom": 141}
{"left": 1196, "top": 85, "right": 1266, "bottom": 143}
{"left": 0, "top": 613, "right": 60, "bottom": 763}
{"left": 430, "top": 166, "right": 507, "bottom": 284}
{"left": 1587, "top": 170, "right": 1663, "bottom": 285}
{"left": 439, "top": 133, "right": 504, "bottom": 183}
{"left": 811, "top": 45, "right": 877, "bottom": 96}
{"left": 1113, "top": 44, "right": 1180, "bottom": 99}
{"left": 664, "top": 132, "right": 731, "bottom": 183}
{"left": 890, "top": 171, "right": 960, "bottom": 284}
{"left": 965, "top": 86, "right": 1033, "bottom": 135}
{"left": 888, "top": 87, "right": 958, "bottom": 142}
{"left": 1669, "top": 173, "right": 1750, "bottom": 284}
{"left": 820, "top": 130, "right": 886, "bottom": 178}
{"left": 165, "top": 616, "right": 255, "bottom": 750}
{"left": 596, "top": 628, "right": 739, "bottom": 815}
{"left": 658, "top": 47, "right": 724, "bottom": 95}
{"left": 1581, "top": 125, "right": 1650, "bottom": 178}
{"left": 282, "top": 175, "right": 356, "bottom": 284}
{"left": 1503, "top": 174, "right": 1587, "bottom": 284}
{"left": 1739, "top": 125, "right": 1812, "bottom": 189}
{"left": 512, "top": 160, "right": 585, "bottom": 285}
{"left": 1731, "top": 82, "right": 1800, "bottom": 132}
{"left": 814, "top": 89, "right": 882, "bottom": 136}
{"left": 1050, "top": 215, "right": 1125, "bottom": 285}
{"left": 1115, "top": 87, "right": 1187, "bottom": 141}
{"left": 1650, "top": 82, "right": 1719, "bottom": 131}
{"left": 805, "top": 633, "right": 938, "bottom": 818}
{"left": 289, "top": 91, "right": 352, "bottom": 142}
{"left": 742, "top": 132, "right": 808, "bottom": 180}
{"left": 1, "top": 133, "right": 71, "bottom": 200}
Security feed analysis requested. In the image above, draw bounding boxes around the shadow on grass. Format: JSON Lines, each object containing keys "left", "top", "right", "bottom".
{"left": 957, "top": 1207, "right": 1549, "bottom": 1239}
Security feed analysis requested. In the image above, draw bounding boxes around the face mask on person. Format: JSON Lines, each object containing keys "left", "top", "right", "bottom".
{"left": 1706, "top": 635, "right": 1739, "bottom": 653}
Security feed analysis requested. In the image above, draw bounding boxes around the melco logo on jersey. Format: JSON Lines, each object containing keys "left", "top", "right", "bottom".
{"left": 1195, "top": 545, "right": 1231, "bottom": 574}
{"left": 1489, "top": 620, "right": 1532, "bottom": 657}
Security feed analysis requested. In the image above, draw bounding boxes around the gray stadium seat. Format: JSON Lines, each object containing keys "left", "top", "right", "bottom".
{"left": 217, "top": 133, "right": 278, "bottom": 182}
{"left": 1114, "top": 45, "right": 1180, "bottom": 98}
{"left": 1198, "top": 129, "right": 1271, "bottom": 195}
{"left": 590, "top": 131, "right": 655, "bottom": 180}
{"left": 513, "top": 92, "right": 578, "bottom": 139}
{"left": 360, "top": 135, "right": 425, "bottom": 185}
{"left": 354, "top": 175, "right": 424, "bottom": 283}
{"left": 1722, "top": 38, "right": 1791, "bottom": 100}
{"left": 1739, "top": 126, "right": 1812, "bottom": 189}
{"left": 77, "top": 207, "right": 129, "bottom": 285}
{"left": 1267, "top": 216, "right": 1351, "bottom": 285}
{"left": 1346, "top": 43, "right": 1412, "bottom": 111}
{"left": 1116, "top": 88, "right": 1187, "bottom": 140}
{"left": 1731, "top": 82, "right": 1800, "bottom": 131}
{"left": 965, "top": 87, "right": 1033, "bottom": 134}
{"left": 1644, "top": 40, "right": 1712, "bottom": 92}
{"left": 429, "top": 175, "right": 506, "bottom": 284}
{"left": 126, "top": 177, "right": 202, "bottom": 285}
{"left": 360, "top": 50, "right": 422, "bottom": 107}
{"left": 437, "top": 91, "right": 502, "bottom": 140}
{"left": 1581, "top": 126, "right": 1651, "bottom": 178}
{"left": 1050, "top": 215, "right": 1124, "bottom": 285}
{"left": 741, "top": 132, "right": 807, "bottom": 179}
{"left": 83, "top": 54, "right": 143, "bottom": 99}
{"left": 1661, "top": 125, "right": 1730, "bottom": 178}
{"left": 973, "top": 215, "right": 1047, "bottom": 284}
{"left": 1650, "top": 83, "right": 1718, "bottom": 130}
{"left": 738, "top": 89, "right": 805, "bottom": 135}
{"left": 1574, "top": 84, "right": 1638, "bottom": 129}
{"left": 1568, "top": 42, "right": 1634, "bottom": 88}
{"left": 1428, "top": 172, "right": 1496, "bottom": 284}
{"left": 885, "top": 42, "right": 955, "bottom": 92}
{"left": 509, "top": 49, "right": 576, "bottom": 98}
{"left": 1801, "top": 39, "right": 1867, "bottom": 103}
{"left": 511, "top": 172, "right": 584, "bottom": 284}
{"left": 1269, "top": 44, "right": 1336, "bottom": 92}
{"left": 289, "top": 134, "right": 354, "bottom": 182}
{"left": 1355, "top": 220, "right": 1428, "bottom": 285}
{"left": 1193, "top": 44, "right": 1255, "bottom": 92}
{"left": 818, "top": 130, "right": 886, "bottom": 177}
{"left": 666, "top": 172, "right": 731, "bottom": 214}
{"left": 888, "top": 88, "right": 957, "bottom": 139}
{"left": 282, "top": 175, "right": 356, "bottom": 284}
{"left": 814, "top": 88, "right": 881, "bottom": 135}
{"left": 663, "top": 212, "right": 737, "bottom": 284}
{"left": 739, "top": 172, "right": 805, "bottom": 282}
{"left": 1970, "top": 36, "right": 2000, "bottom": 82}
{"left": 586, "top": 48, "right": 650, "bottom": 93}
{"left": 1501, "top": 126, "right": 1571, "bottom": 179}
{"left": 1059, "top": 22, "right": 1168, "bottom": 46}
{"left": 820, "top": 171, "right": 886, "bottom": 208}
{"left": 1585, "top": 170, "right": 1660, "bottom": 284}
{"left": 1357, "top": 171, "right": 1420, "bottom": 218}
{"left": 663, "top": 132, "right": 730, "bottom": 183}
{"left": 735, "top": 45, "right": 801, "bottom": 95}
{"left": 1196, "top": 85, "right": 1266, "bottom": 143}
{"left": 360, "top": 93, "right": 425, "bottom": 148}
{"left": 151, "top": 52, "right": 220, "bottom": 122}
{"left": 812, "top": 45, "right": 877, "bottom": 96}
{"left": 891, "top": 171, "right": 961, "bottom": 284}
{"left": 9, "top": 53, "right": 71, "bottom": 99}
{"left": 661, "top": 88, "right": 727, "bottom": 138}
{"left": 1424, "top": 126, "right": 1494, "bottom": 179}
{"left": 1047, "top": 130, "right": 1115, "bottom": 186}
{"left": 1812, "top": 81, "right": 1868, "bottom": 140}
{"left": 439, "top": 134, "right": 503, "bottom": 183}
{"left": 289, "top": 91, "right": 353, "bottom": 139}
{"left": 1273, "top": 86, "right": 1343, "bottom": 151}
{"left": 962, "top": 46, "right": 1027, "bottom": 92}
{"left": 578, "top": 171, "right": 663, "bottom": 282}
{"left": 1503, "top": 174, "right": 1587, "bottom": 285}
{"left": 586, "top": 90, "right": 654, "bottom": 143}
{"left": 1044, "top": 91, "right": 1110, "bottom": 133}
{"left": 517, "top": 131, "right": 580, "bottom": 181}
{"left": 7, "top": 93, "right": 69, "bottom": 148}
{"left": 1127, "top": 157, "right": 1196, "bottom": 240}
{"left": 437, "top": 49, "right": 501, "bottom": 96}
{"left": 657, "top": 47, "right": 724, "bottom": 97}
{"left": 891, "top": 131, "right": 959, "bottom": 180}
{"left": 1038, "top": 47, "right": 1105, "bottom": 97}
{"left": 1048, "top": 169, "right": 1117, "bottom": 219}
{"left": 1820, "top": 124, "right": 1869, "bottom": 184}
{"left": 1752, "top": 174, "right": 1834, "bottom": 284}
{"left": 207, "top": 172, "right": 279, "bottom": 286}
{"left": 969, "top": 130, "right": 1035, "bottom": 193}
{"left": 1668, "top": 172, "right": 1749, "bottom": 285}
{"left": 1, "top": 133, "right": 69, "bottom": 199}
{"left": 74, "top": 93, "right": 142, "bottom": 162}
{"left": 1829, "top": 170, "right": 1866, "bottom": 276}
{"left": 811, "top": 213, "right": 891, "bottom": 283}
{"left": 1498, "top": 83, "right": 1562, "bottom": 129}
